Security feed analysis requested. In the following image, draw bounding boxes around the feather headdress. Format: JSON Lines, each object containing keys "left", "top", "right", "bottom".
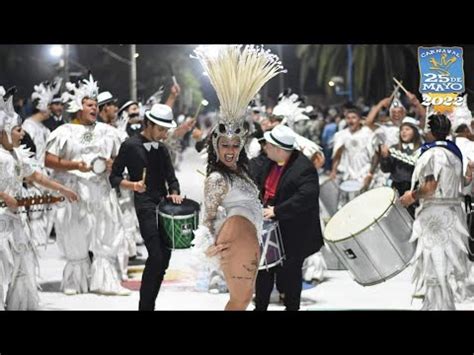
{"left": 0, "top": 85, "right": 22, "bottom": 143}
{"left": 31, "top": 78, "right": 62, "bottom": 112}
{"left": 448, "top": 94, "right": 472, "bottom": 133}
{"left": 273, "top": 92, "right": 312, "bottom": 129}
{"left": 145, "top": 86, "right": 165, "bottom": 110}
{"left": 61, "top": 74, "right": 99, "bottom": 113}
{"left": 390, "top": 90, "right": 406, "bottom": 112}
{"left": 192, "top": 45, "right": 286, "bottom": 153}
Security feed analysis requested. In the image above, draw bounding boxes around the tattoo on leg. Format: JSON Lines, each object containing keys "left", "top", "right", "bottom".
{"left": 232, "top": 276, "right": 253, "bottom": 280}
{"left": 251, "top": 254, "right": 258, "bottom": 268}
{"left": 242, "top": 254, "right": 259, "bottom": 273}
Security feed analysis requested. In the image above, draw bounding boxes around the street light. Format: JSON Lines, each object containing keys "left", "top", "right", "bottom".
{"left": 48, "top": 44, "right": 69, "bottom": 86}
{"left": 50, "top": 45, "right": 63, "bottom": 58}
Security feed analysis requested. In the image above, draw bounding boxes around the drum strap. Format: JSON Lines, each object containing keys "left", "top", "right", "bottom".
{"left": 420, "top": 140, "right": 463, "bottom": 175}
{"left": 422, "top": 197, "right": 464, "bottom": 205}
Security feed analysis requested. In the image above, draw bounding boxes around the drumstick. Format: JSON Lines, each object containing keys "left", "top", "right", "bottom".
{"left": 142, "top": 168, "right": 147, "bottom": 182}
{"left": 393, "top": 77, "right": 410, "bottom": 95}
{"left": 196, "top": 169, "right": 206, "bottom": 177}
{"left": 389, "top": 82, "right": 401, "bottom": 102}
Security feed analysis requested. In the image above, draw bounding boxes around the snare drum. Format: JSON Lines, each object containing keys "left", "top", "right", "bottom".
{"left": 324, "top": 187, "right": 415, "bottom": 286}
{"left": 259, "top": 220, "right": 285, "bottom": 270}
{"left": 339, "top": 179, "right": 363, "bottom": 194}
{"left": 157, "top": 198, "right": 200, "bottom": 249}
{"left": 319, "top": 177, "right": 339, "bottom": 217}
{"left": 338, "top": 179, "right": 363, "bottom": 208}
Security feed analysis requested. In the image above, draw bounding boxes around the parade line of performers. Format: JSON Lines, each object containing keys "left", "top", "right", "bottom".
{"left": 1, "top": 45, "right": 474, "bottom": 310}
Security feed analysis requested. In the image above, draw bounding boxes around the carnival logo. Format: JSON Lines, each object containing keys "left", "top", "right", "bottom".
{"left": 418, "top": 46, "right": 465, "bottom": 111}
{"left": 419, "top": 47, "right": 464, "bottom": 93}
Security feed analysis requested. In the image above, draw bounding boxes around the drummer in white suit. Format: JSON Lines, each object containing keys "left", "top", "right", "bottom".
{"left": 330, "top": 108, "right": 374, "bottom": 208}
{"left": 400, "top": 113, "right": 472, "bottom": 310}
{"left": 45, "top": 75, "right": 130, "bottom": 296}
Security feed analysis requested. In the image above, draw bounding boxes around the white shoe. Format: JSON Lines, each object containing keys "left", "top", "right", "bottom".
{"left": 208, "top": 277, "right": 227, "bottom": 294}
{"left": 64, "top": 288, "right": 78, "bottom": 296}
{"left": 93, "top": 287, "right": 131, "bottom": 296}
{"left": 116, "top": 287, "right": 132, "bottom": 296}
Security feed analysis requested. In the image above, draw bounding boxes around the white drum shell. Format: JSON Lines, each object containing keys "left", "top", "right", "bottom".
{"left": 324, "top": 188, "right": 415, "bottom": 286}
{"left": 319, "top": 178, "right": 339, "bottom": 217}
{"left": 259, "top": 221, "right": 285, "bottom": 271}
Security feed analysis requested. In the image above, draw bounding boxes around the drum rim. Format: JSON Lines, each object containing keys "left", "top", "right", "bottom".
{"left": 320, "top": 178, "right": 338, "bottom": 187}
{"left": 158, "top": 211, "right": 197, "bottom": 220}
{"left": 258, "top": 258, "right": 284, "bottom": 270}
{"left": 323, "top": 187, "right": 397, "bottom": 243}
{"left": 338, "top": 179, "right": 363, "bottom": 193}
{"left": 91, "top": 156, "right": 107, "bottom": 174}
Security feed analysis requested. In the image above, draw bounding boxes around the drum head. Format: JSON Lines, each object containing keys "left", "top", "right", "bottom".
{"left": 91, "top": 157, "right": 107, "bottom": 174}
{"left": 158, "top": 198, "right": 200, "bottom": 216}
{"left": 339, "top": 180, "right": 363, "bottom": 193}
{"left": 324, "top": 187, "right": 395, "bottom": 242}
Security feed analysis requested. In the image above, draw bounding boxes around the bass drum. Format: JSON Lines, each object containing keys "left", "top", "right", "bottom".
{"left": 323, "top": 187, "right": 415, "bottom": 286}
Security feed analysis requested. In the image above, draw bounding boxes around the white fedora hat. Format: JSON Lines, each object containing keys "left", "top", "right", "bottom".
{"left": 145, "top": 104, "right": 177, "bottom": 128}
{"left": 97, "top": 91, "right": 117, "bottom": 106}
{"left": 263, "top": 124, "right": 297, "bottom": 150}
{"left": 118, "top": 100, "right": 138, "bottom": 115}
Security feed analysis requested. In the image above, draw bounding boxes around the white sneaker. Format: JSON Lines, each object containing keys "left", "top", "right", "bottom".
{"left": 64, "top": 288, "right": 78, "bottom": 296}
{"left": 116, "top": 287, "right": 132, "bottom": 296}
{"left": 208, "top": 275, "right": 227, "bottom": 294}
{"left": 93, "top": 287, "right": 131, "bottom": 296}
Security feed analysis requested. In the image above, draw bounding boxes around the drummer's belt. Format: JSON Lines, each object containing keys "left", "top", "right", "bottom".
{"left": 422, "top": 197, "right": 464, "bottom": 205}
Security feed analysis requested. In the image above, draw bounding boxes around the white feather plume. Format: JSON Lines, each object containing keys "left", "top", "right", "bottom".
{"left": 192, "top": 45, "right": 286, "bottom": 122}
{"left": 63, "top": 74, "right": 99, "bottom": 113}
{"left": 273, "top": 93, "right": 310, "bottom": 129}
{"left": 0, "top": 89, "right": 21, "bottom": 143}
{"left": 116, "top": 110, "right": 130, "bottom": 133}
{"left": 31, "top": 82, "right": 54, "bottom": 111}
{"left": 145, "top": 86, "right": 165, "bottom": 109}
{"left": 448, "top": 94, "right": 472, "bottom": 132}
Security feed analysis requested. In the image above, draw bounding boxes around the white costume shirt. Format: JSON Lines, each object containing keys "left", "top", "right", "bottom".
{"left": 410, "top": 146, "right": 470, "bottom": 309}
{"left": 333, "top": 126, "right": 374, "bottom": 181}
{"left": 203, "top": 171, "right": 263, "bottom": 244}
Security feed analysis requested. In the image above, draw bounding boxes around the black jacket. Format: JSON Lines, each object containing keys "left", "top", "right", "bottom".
{"left": 379, "top": 145, "right": 416, "bottom": 184}
{"left": 110, "top": 134, "right": 180, "bottom": 206}
{"left": 256, "top": 151, "right": 324, "bottom": 259}
{"left": 43, "top": 115, "right": 64, "bottom": 132}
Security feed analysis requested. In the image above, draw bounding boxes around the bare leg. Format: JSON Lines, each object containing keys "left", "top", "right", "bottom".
{"left": 217, "top": 216, "right": 260, "bottom": 310}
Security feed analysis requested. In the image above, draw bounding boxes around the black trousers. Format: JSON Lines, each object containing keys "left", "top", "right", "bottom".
{"left": 254, "top": 256, "right": 305, "bottom": 311}
{"left": 136, "top": 204, "right": 171, "bottom": 311}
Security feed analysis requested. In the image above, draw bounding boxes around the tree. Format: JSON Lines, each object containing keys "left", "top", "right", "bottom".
{"left": 296, "top": 44, "right": 419, "bottom": 103}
